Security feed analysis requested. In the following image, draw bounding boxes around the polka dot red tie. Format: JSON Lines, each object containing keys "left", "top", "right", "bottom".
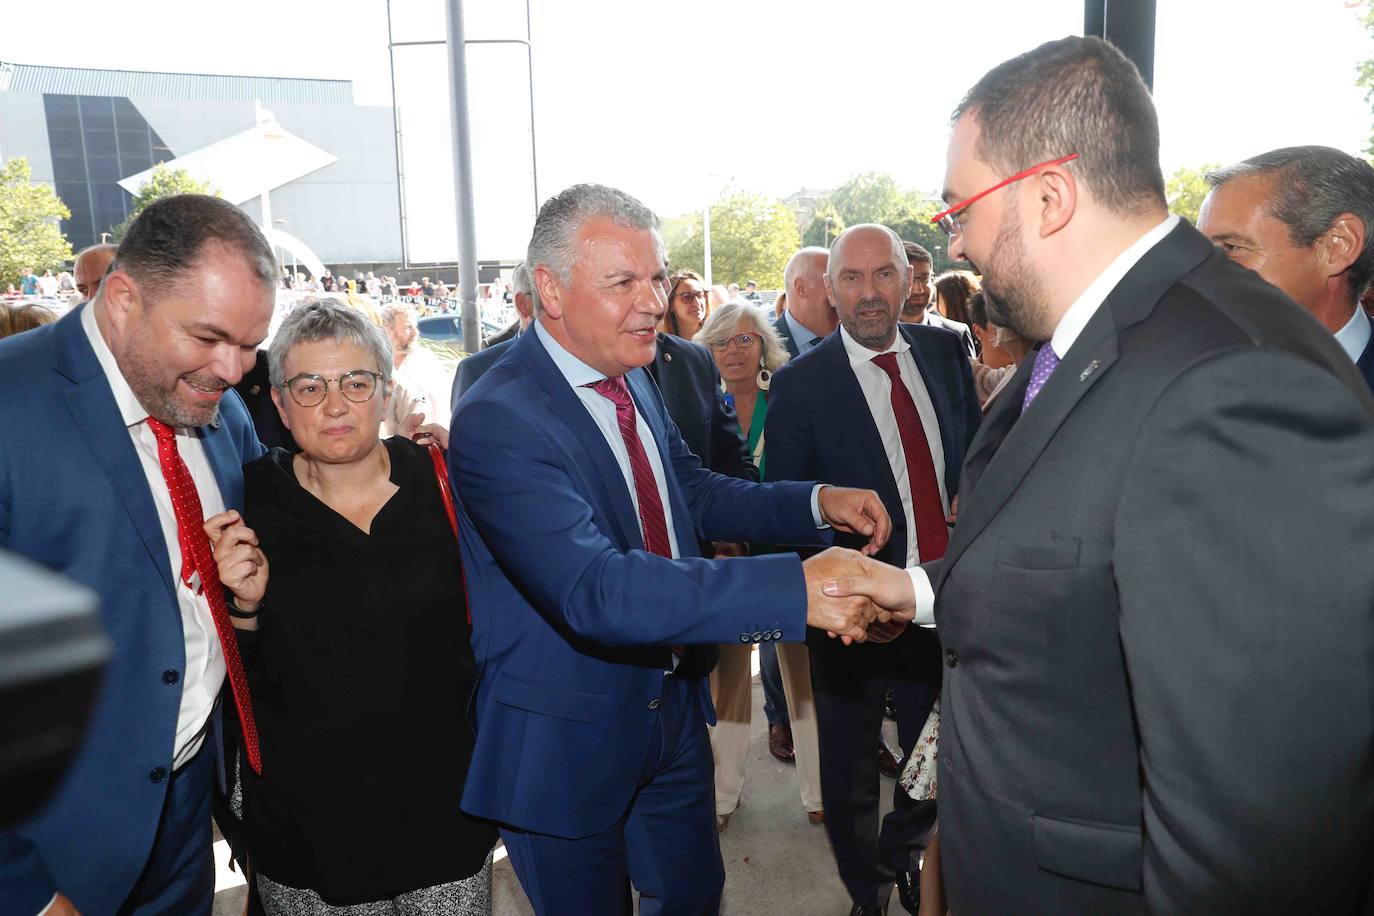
{"left": 146, "top": 417, "right": 262, "bottom": 774}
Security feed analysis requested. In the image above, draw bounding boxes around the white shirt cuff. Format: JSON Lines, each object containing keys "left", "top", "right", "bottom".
{"left": 37, "top": 893, "right": 58, "bottom": 916}
{"left": 811, "top": 483, "right": 828, "bottom": 529}
{"left": 907, "top": 566, "right": 936, "bottom": 627}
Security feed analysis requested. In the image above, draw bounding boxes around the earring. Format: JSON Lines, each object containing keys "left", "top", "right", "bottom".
{"left": 756, "top": 358, "right": 772, "bottom": 392}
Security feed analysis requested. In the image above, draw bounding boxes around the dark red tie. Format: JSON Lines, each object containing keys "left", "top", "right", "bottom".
{"left": 589, "top": 376, "right": 673, "bottom": 558}
{"left": 871, "top": 352, "right": 949, "bottom": 562}
{"left": 146, "top": 418, "right": 262, "bottom": 774}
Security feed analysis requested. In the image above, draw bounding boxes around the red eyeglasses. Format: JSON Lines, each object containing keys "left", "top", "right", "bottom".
{"left": 930, "top": 153, "right": 1080, "bottom": 237}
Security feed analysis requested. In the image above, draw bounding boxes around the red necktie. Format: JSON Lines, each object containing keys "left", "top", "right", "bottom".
{"left": 146, "top": 418, "right": 262, "bottom": 774}
{"left": 589, "top": 376, "right": 673, "bottom": 558}
{"left": 871, "top": 352, "right": 949, "bottom": 562}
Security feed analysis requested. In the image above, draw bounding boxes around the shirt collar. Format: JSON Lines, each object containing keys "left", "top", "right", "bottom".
{"left": 1049, "top": 214, "right": 1179, "bottom": 360}
{"left": 1334, "top": 303, "right": 1371, "bottom": 364}
{"left": 534, "top": 318, "right": 612, "bottom": 388}
{"left": 839, "top": 322, "right": 910, "bottom": 368}
{"left": 785, "top": 309, "right": 823, "bottom": 352}
{"left": 80, "top": 300, "right": 152, "bottom": 428}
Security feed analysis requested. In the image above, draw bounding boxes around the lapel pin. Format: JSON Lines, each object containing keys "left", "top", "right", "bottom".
{"left": 1080, "top": 360, "right": 1100, "bottom": 382}
{"left": 209, "top": 414, "right": 222, "bottom": 430}
{"left": 664, "top": 352, "right": 673, "bottom": 362}
{"left": 249, "top": 384, "right": 261, "bottom": 396}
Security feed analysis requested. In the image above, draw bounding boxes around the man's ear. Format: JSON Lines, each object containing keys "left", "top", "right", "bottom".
{"left": 100, "top": 270, "right": 141, "bottom": 337}
{"left": 534, "top": 265, "right": 563, "bottom": 320}
{"left": 1035, "top": 167, "right": 1077, "bottom": 239}
{"left": 1319, "top": 213, "right": 1365, "bottom": 281}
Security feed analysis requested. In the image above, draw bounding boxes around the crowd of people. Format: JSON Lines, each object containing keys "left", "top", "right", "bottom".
{"left": 3, "top": 34, "right": 1374, "bottom": 916}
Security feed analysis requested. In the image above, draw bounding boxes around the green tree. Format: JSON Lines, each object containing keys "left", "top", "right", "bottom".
{"left": 111, "top": 164, "right": 220, "bottom": 240}
{"left": 668, "top": 189, "right": 801, "bottom": 289}
{"left": 801, "top": 202, "right": 845, "bottom": 248}
{"left": 0, "top": 157, "right": 73, "bottom": 288}
{"left": 829, "top": 172, "right": 911, "bottom": 226}
{"left": 1166, "top": 163, "right": 1220, "bottom": 224}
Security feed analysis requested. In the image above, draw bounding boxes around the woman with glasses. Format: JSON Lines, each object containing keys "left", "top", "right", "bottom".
{"left": 664, "top": 269, "right": 709, "bottom": 339}
{"left": 693, "top": 302, "right": 825, "bottom": 831}
{"left": 210, "top": 298, "right": 495, "bottom": 914}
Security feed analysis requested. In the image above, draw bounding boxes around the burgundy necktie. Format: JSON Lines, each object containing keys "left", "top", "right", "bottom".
{"left": 871, "top": 352, "right": 949, "bottom": 562}
{"left": 589, "top": 376, "right": 673, "bottom": 558}
{"left": 147, "top": 417, "right": 262, "bottom": 774}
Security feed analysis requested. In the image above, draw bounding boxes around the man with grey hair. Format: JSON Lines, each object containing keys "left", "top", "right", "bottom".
{"left": 828, "top": 37, "right": 1374, "bottom": 911}
{"left": 451, "top": 182, "right": 896, "bottom": 914}
{"left": 765, "top": 223, "right": 980, "bottom": 916}
{"left": 451, "top": 262, "right": 536, "bottom": 403}
{"left": 0, "top": 194, "right": 273, "bottom": 915}
{"left": 1198, "top": 145, "right": 1374, "bottom": 390}
{"left": 73, "top": 242, "right": 117, "bottom": 303}
{"left": 381, "top": 302, "right": 451, "bottom": 434}
{"left": 773, "top": 246, "right": 838, "bottom": 358}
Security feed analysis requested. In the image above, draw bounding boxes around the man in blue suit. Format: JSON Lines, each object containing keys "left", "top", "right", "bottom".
{"left": 1197, "top": 145, "right": 1374, "bottom": 391}
{"left": 0, "top": 195, "right": 275, "bottom": 915}
{"left": 451, "top": 262, "right": 536, "bottom": 406}
{"left": 764, "top": 224, "right": 980, "bottom": 916}
{"left": 451, "top": 184, "right": 892, "bottom": 915}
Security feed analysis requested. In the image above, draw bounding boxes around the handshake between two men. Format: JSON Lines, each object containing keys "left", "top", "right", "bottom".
{"left": 795, "top": 485, "right": 923, "bottom": 645}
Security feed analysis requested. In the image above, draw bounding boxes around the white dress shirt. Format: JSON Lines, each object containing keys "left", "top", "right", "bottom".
{"left": 1334, "top": 303, "right": 1371, "bottom": 365}
{"left": 906, "top": 215, "right": 1180, "bottom": 624}
{"left": 81, "top": 303, "right": 227, "bottom": 768}
{"left": 535, "top": 321, "right": 684, "bottom": 559}
{"left": 839, "top": 324, "right": 949, "bottom": 569}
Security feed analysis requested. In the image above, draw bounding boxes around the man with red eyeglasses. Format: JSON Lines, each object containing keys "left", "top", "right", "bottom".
{"left": 825, "top": 35, "right": 1374, "bottom": 912}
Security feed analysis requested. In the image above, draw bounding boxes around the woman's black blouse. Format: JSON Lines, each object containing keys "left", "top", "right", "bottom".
{"left": 237, "top": 436, "right": 495, "bottom": 904}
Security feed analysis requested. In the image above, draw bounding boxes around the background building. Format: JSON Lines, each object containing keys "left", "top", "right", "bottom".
{"left": 0, "top": 61, "right": 402, "bottom": 269}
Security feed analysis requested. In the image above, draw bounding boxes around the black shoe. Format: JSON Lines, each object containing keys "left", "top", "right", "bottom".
{"left": 847, "top": 905, "right": 887, "bottom": 916}
{"left": 895, "top": 868, "right": 920, "bottom": 915}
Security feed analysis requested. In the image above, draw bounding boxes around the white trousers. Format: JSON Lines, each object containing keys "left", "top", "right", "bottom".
{"left": 708, "top": 641, "right": 822, "bottom": 815}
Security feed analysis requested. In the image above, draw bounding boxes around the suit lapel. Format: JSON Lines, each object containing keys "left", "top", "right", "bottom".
{"left": 1357, "top": 336, "right": 1374, "bottom": 394}
{"left": 939, "top": 221, "right": 1213, "bottom": 587}
{"left": 52, "top": 308, "right": 175, "bottom": 601}
{"left": 201, "top": 424, "right": 245, "bottom": 512}
{"left": 522, "top": 331, "right": 644, "bottom": 550}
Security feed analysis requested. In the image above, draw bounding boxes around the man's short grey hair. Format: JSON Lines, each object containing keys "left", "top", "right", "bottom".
{"left": 268, "top": 297, "right": 393, "bottom": 389}
{"left": 694, "top": 302, "right": 791, "bottom": 374}
{"left": 1206, "top": 146, "right": 1374, "bottom": 299}
{"left": 527, "top": 184, "right": 662, "bottom": 312}
{"left": 511, "top": 261, "right": 540, "bottom": 310}
{"left": 380, "top": 303, "right": 411, "bottom": 329}
{"left": 827, "top": 225, "right": 907, "bottom": 276}
{"left": 784, "top": 247, "right": 829, "bottom": 294}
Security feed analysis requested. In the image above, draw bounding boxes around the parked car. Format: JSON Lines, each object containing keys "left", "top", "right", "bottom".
{"left": 417, "top": 314, "right": 507, "bottom": 343}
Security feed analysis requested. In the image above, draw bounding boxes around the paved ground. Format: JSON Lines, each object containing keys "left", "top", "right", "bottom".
{"left": 215, "top": 665, "right": 900, "bottom": 916}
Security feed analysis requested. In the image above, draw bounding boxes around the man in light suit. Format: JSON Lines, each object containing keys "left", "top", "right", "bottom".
{"left": 0, "top": 195, "right": 274, "bottom": 914}
{"left": 450, "top": 184, "right": 893, "bottom": 916}
{"left": 1198, "top": 146, "right": 1374, "bottom": 392}
{"left": 827, "top": 37, "right": 1374, "bottom": 911}
{"left": 451, "top": 261, "right": 537, "bottom": 406}
{"left": 773, "top": 246, "right": 838, "bottom": 359}
{"left": 764, "top": 224, "right": 980, "bottom": 916}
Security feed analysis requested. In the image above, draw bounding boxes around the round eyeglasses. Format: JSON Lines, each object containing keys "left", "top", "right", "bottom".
{"left": 281, "top": 370, "right": 383, "bottom": 408}
{"left": 708, "top": 333, "right": 758, "bottom": 351}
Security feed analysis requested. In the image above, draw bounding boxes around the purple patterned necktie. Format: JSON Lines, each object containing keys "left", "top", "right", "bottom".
{"left": 1022, "top": 344, "right": 1061, "bottom": 410}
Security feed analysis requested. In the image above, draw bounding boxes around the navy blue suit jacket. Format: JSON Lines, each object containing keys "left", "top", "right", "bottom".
{"left": 1357, "top": 334, "right": 1374, "bottom": 393}
{"left": 451, "top": 335, "right": 517, "bottom": 409}
{"left": 764, "top": 322, "right": 980, "bottom": 570}
{"left": 0, "top": 306, "right": 264, "bottom": 914}
{"left": 646, "top": 333, "right": 756, "bottom": 483}
{"left": 450, "top": 328, "right": 827, "bottom": 839}
{"left": 773, "top": 312, "right": 802, "bottom": 359}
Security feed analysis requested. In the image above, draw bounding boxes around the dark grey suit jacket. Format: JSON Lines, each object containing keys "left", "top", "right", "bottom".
{"left": 930, "top": 221, "right": 1374, "bottom": 912}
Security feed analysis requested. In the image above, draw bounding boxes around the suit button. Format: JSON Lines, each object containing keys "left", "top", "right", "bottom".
{"left": 738, "top": 634, "right": 750, "bottom": 644}
{"left": 149, "top": 767, "right": 167, "bottom": 783}
{"left": 751, "top": 631, "right": 763, "bottom": 642}
{"left": 648, "top": 699, "right": 660, "bottom": 710}
{"left": 162, "top": 669, "right": 179, "bottom": 685}
{"left": 945, "top": 650, "right": 958, "bottom": 668}
{"left": 772, "top": 629, "right": 783, "bottom": 640}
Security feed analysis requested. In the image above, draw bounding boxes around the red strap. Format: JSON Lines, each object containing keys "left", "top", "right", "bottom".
{"left": 428, "top": 443, "right": 472, "bottom": 624}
